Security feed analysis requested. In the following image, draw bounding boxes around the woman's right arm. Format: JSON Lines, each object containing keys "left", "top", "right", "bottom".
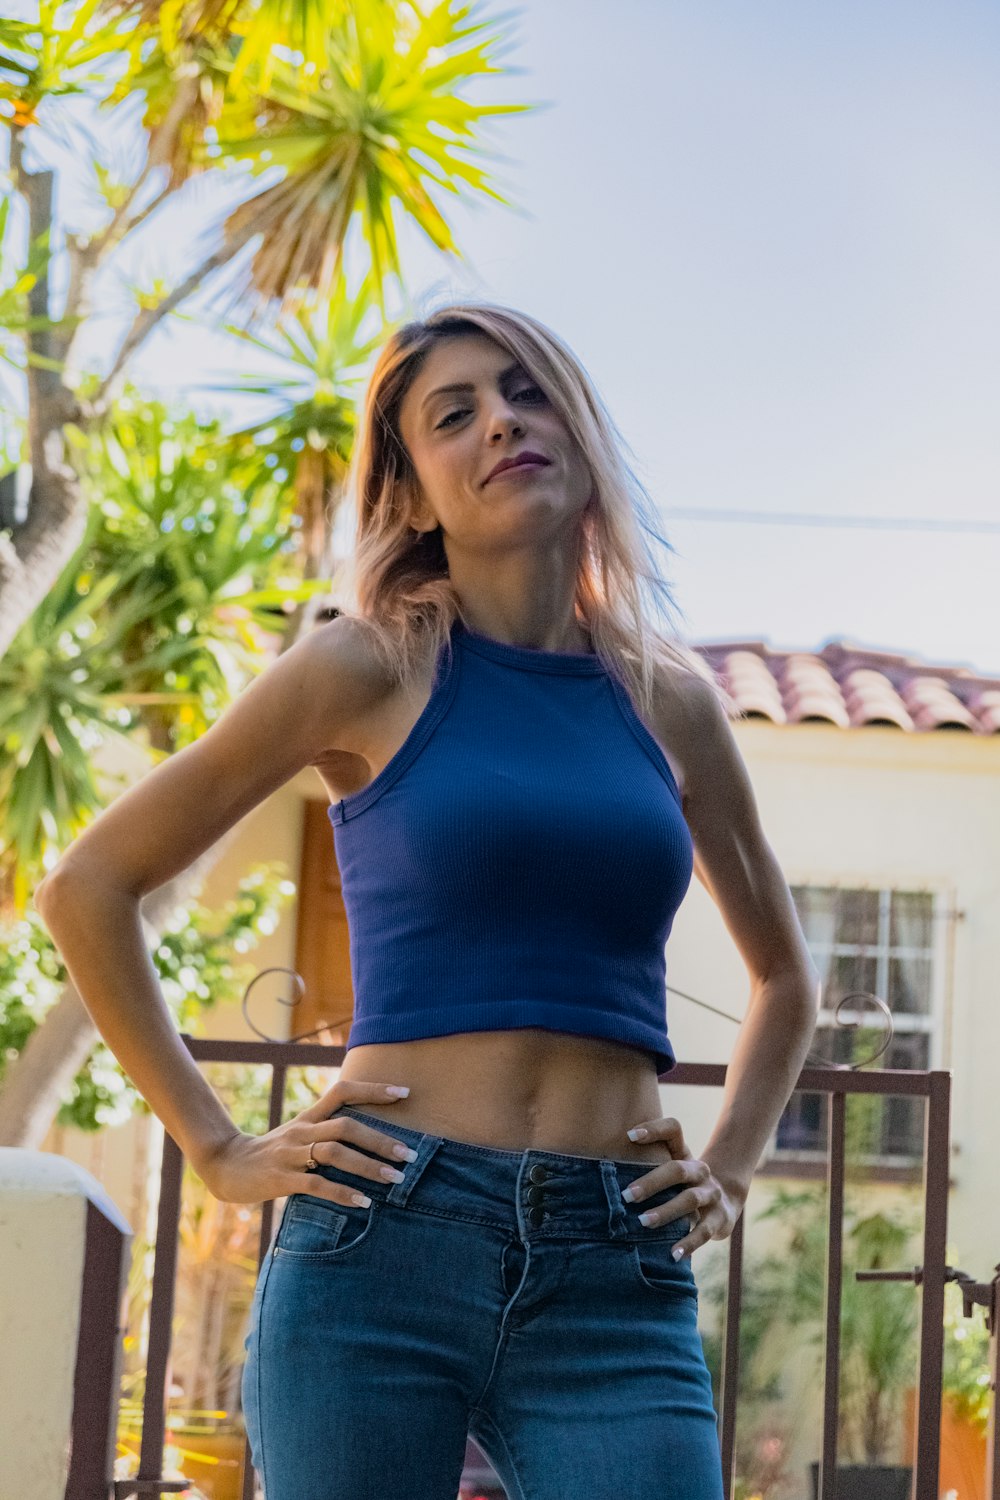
{"left": 34, "top": 616, "right": 394, "bottom": 1190}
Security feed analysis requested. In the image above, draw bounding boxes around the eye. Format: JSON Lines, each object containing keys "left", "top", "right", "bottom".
{"left": 435, "top": 385, "right": 546, "bottom": 431}
{"left": 436, "top": 408, "right": 468, "bottom": 430}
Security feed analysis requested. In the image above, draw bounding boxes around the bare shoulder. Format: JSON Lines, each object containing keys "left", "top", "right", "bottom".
{"left": 665, "top": 666, "right": 733, "bottom": 737}
{"left": 307, "top": 612, "right": 445, "bottom": 770}
{"left": 307, "top": 613, "right": 400, "bottom": 744}
{"left": 646, "top": 658, "right": 734, "bottom": 805}
{"left": 653, "top": 658, "right": 762, "bottom": 840}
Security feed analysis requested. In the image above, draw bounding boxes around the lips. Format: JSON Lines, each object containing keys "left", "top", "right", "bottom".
{"left": 485, "top": 451, "right": 551, "bottom": 484}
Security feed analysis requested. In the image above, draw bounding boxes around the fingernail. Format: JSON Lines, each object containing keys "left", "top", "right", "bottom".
{"left": 386, "top": 1085, "right": 410, "bottom": 1096}
{"left": 351, "top": 1193, "right": 372, "bottom": 1207}
{"left": 392, "top": 1143, "right": 418, "bottom": 1161}
{"left": 621, "top": 1185, "right": 636, "bottom": 1202}
{"left": 627, "top": 1127, "right": 647, "bottom": 1141}
{"left": 672, "top": 1245, "right": 685, "bottom": 1261}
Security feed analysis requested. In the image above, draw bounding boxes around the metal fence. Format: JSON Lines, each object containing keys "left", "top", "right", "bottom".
{"left": 98, "top": 1039, "right": 997, "bottom": 1500}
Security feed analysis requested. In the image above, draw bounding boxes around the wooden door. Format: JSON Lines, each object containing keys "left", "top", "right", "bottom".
{"left": 290, "top": 797, "right": 354, "bottom": 1044}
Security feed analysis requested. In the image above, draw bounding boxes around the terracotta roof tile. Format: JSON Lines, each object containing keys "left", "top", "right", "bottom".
{"left": 969, "top": 690, "right": 1000, "bottom": 733}
{"left": 694, "top": 637, "right": 1000, "bottom": 735}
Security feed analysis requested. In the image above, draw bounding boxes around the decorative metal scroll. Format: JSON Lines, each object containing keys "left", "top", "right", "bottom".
{"left": 667, "top": 980, "right": 896, "bottom": 1071}
{"left": 806, "top": 990, "right": 895, "bottom": 1071}
{"left": 240, "top": 965, "right": 346, "bottom": 1044}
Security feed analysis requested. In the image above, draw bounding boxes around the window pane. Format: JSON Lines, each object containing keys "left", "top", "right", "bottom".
{"left": 880, "top": 1033, "right": 930, "bottom": 1157}
{"left": 828, "top": 953, "right": 879, "bottom": 1007}
{"left": 888, "top": 956, "right": 932, "bottom": 1016}
{"left": 773, "top": 1027, "right": 929, "bottom": 1161}
{"left": 776, "top": 1092, "right": 825, "bottom": 1152}
{"left": 775, "top": 1027, "right": 832, "bottom": 1153}
{"left": 836, "top": 888, "right": 880, "bottom": 947}
{"left": 890, "top": 890, "right": 933, "bottom": 950}
{"left": 793, "top": 886, "right": 838, "bottom": 946}
{"left": 772, "top": 885, "right": 936, "bottom": 1169}
{"left": 887, "top": 1031, "right": 930, "bottom": 1069}
{"left": 818, "top": 1021, "right": 887, "bottom": 1069}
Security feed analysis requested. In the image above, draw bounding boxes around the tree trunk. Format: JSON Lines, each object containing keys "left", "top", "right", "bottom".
{"left": 0, "top": 828, "right": 242, "bottom": 1148}
{"left": 0, "top": 138, "right": 88, "bottom": 660}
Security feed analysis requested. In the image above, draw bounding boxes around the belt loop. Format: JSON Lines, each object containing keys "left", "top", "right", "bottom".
{"left": 600, "top": 1159, "right": 629, "bottom": 1240}
{"left": 384, "top": 1132, "right": 444, "bottom": 1206}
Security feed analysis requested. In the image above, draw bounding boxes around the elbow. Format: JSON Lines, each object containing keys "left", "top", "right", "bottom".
{"left": 754, "top": 958, "right": 822, "bottom": 1018}
{"left": 36, "top": 864, "right": 136, "bottom": 921}
{"left": 35, "top": 865, "right": 82, "bottom": 919}
{"left": 34, "top": 871, "right": 64, "bottom": 919}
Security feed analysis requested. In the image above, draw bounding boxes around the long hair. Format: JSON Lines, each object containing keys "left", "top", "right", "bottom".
{"left": 333, "top": 299, "right": 738, "bottom": 722}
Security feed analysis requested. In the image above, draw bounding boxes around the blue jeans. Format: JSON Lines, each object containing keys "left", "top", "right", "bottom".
{"left": 242, "top": 1103, "right": 724, "bottom": 1499}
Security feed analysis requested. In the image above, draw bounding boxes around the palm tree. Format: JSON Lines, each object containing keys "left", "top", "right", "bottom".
{"left": 192, "top": 263, "right": 387, "bottom": 639}
{"left": 0, "top": 0, "right": 535, "bottom": 656}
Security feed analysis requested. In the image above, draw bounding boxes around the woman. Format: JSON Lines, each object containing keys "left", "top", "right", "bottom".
{"left": 37, "top": 302, "right": 821, "bottom": 1499}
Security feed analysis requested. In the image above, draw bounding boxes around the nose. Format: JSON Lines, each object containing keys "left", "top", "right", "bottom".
{"left": 486, "top": 398, "right": 525, "bottom": 444}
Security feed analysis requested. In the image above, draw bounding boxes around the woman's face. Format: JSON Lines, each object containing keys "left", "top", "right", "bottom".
{"left": 396, "top": 332, "right": 594, "bottom": 556}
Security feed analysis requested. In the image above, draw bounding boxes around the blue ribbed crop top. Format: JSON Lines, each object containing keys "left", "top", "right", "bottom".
{"left": 327, "top": 617, "right": 694, "bottom": 1076}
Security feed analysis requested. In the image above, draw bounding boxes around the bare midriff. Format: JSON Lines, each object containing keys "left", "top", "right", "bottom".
{"left": 336, "top": 1029, "right": 675, "bottom": 1166}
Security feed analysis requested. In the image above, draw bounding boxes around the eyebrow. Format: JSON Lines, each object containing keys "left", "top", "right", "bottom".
{"left": 421, "top": 361, "right": 525, "bottom": 413}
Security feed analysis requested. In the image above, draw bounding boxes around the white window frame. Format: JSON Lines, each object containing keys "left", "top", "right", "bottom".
{"left": 768, "top": 882, "right": 946, "bottom": 1169}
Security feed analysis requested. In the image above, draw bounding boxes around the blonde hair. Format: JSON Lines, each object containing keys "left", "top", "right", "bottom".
{"left": 334, "top": 299, "right": 738, "bottom": 723}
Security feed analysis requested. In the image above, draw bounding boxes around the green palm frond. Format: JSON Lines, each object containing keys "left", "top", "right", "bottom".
{"left": 102, "top": 29, "right": 233, "bottom": 191}
{"left": 78, "top": 399, "right": 329, "bottom": 666}
{"left": 214, "top": 0, "right": 535, "bottom": 308}
{"left": 0, "top": 398, "right": 329, "bottom": 907}
{"left": 102, "top": 0, "right": 350, "bottom": 92}
{"left": 0, "top": 0, "right": 134, "bottom": 123}
{"left": 188, "top": 262, "right": 386, "bottom": 508}
{"left": 227, "top": 0, "right": 345, "bottom": 93}
{"left": 0, "top": 505, "right": 191, "bottom": 912}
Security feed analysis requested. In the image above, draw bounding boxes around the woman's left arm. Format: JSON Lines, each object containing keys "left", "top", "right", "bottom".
{"left": 625, "top": 674, "right": 822, "bottom": 1257}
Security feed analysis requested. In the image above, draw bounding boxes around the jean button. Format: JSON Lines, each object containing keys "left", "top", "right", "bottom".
{"left": 529, "top": 1164, "right": 549, "bottom": 1184}
{"left": 527, "top": 1185, "right": 546, "bottom": 1206}
{"left": 528, "top": 1206, "right": 546, "bottom": 1227}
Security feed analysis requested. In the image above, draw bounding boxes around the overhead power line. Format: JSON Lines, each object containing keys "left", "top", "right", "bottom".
{"left": 666, "top": 507, "right": 1000, "bottom": 533}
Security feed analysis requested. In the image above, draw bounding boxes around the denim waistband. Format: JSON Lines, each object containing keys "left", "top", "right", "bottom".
{"left": 320, "top": 1104, "right": 691, "bottom": 1243}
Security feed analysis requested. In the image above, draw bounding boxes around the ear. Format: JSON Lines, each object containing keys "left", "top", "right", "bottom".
{"left": 403, "top": 479, "right": 439, "bottom": 535}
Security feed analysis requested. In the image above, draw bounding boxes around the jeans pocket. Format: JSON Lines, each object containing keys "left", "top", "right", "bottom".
{"left": 629, "top": 1234, "right": 699, "bottom": 1300}
{"left": 273, "top": 1190, "right": 381, "bottom": 1262}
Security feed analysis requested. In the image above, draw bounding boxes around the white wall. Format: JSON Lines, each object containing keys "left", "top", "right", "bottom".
{"left": 0, "top": 1151, "right": 131, "bottom": 1500}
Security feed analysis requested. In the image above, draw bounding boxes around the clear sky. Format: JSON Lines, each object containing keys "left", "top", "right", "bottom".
{"left": 13, "top": 0, "right": 1000, "bottom": 675}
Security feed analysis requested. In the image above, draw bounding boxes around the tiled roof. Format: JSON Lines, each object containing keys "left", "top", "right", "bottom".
{"left": 693, "top": 638, "right": 1000, "bottom": 735}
